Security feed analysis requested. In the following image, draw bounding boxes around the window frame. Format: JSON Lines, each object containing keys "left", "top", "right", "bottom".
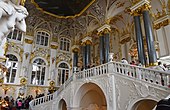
{"left": 57, "top": 62, "right": 70, "bottom": 86}
{"left": 7, "top": 29, "right": 23, "bottom": 42}
{"left": 35, "top": 31, "right": 50, "bottom": 47}
{"left": 5, "top": 54, "right": 18, "bottom": 84}
{"left": 31, "top": 58, "right": 47, "bottom": 86}
{"left": 59, "top": 37, "right": 71, "bottom": 52}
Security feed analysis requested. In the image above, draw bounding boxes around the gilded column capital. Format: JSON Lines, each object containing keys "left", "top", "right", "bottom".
{"left": 50, "top": 42, "right": 58, "bottom": 49}
{"left": 128, "top": 0, "right": 151, "bottom": 15}
{"left": 81, "top": 36, "right": 92, "bottom": 45}
{"left": 72, "top": 45, "right": 80, "bottom": 53}
{"left": 97, "top": 24, "right": 111, "bottom": 34}
{"left": 25, "top": 39, "right": 33, "bottom": 44}
{"left": 97, "top": 31, "right": 104, "bottom": 36}
{"left": 141, "top": 3, "right": 151, "bottom": 11}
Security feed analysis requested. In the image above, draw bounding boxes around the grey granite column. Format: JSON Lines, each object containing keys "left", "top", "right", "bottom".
{"left": 104, "top": 33, "right": 110, "bottom": 63}
{"left": 86, "top": 44, "right": 91, "bottom": 68}
{"left": 142, "top": 10, "right": 157, "bottom": 65}
{"left": 99, "top": 35, "right": 104, "bottom": 64}
{"left": 82, "top": 45, "right": 86, "bottom": 69}
{"left": 73, "top": 51, "right": 78, "bottom": 67}
{"left": 134, "top": 15, "right": 146, "bottom": 65}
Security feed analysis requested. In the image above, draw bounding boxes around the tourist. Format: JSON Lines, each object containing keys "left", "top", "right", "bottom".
{"left": 121, "top": 58, "right": 128, "bottom": 64}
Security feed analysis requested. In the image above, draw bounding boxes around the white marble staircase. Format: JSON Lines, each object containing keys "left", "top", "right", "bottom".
{"left": 29, "top": 61, "right": 170, "bottom": 110}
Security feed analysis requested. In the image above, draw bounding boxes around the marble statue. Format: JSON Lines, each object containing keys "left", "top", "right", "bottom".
{"left": 0, "top": 0, "right": 28, "bottom": 41}
{"left": 0, "top": 0, "right": 28, "bottom": 59}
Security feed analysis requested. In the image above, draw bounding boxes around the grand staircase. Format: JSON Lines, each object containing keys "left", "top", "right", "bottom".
{"left": 29, "top": 61, "right": 170, "bottom": 110}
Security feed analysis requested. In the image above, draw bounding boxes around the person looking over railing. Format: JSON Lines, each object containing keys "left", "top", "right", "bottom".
{"left": 121, "top": 58, "right": 128, "bottom": 64}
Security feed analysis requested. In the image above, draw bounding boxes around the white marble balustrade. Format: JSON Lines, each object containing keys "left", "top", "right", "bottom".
{"left": 29, "top": 61, "right": 170, "bottom": 109}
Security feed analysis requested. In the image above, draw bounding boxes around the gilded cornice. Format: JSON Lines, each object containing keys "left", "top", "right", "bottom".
{"left": 154, "top": 18, "right": 170, "bottom": 29}
{"left": 81, "top": 36, "right": 92, "bottom": 45}
{"left": 51, "top": 45, "right": 58, "bottom": 49}
{"left": 72, "top": 45, "right": 80, "bottom": 53}
{"left": 128, "top": 0, "right": 151, "bottom": 16}
{"left": 97, "top": 24, "right": 111, "bottom": 35}
{"left": 25, "top": 38, "right": 33, "bottom": 44}
{"left": 31, "top": 0, "right": 95, "bottom": 19}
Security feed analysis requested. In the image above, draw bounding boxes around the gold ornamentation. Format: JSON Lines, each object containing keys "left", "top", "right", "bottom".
{"left": 20, "top": 0, "right": 26, "bottom": 6}
{"left": 103, "top": 28, "right": 111, "bottom": 34}
{"left": 20, "top": 78, "right": 27, "bottom": 85}
{"left": 49, "top": 81, "right": 55, "bottom": 86}
{"left": 31, "top": 0, "right": 95, "bottom": 19}
{"left": 48, "top": 80, "right": 56, "bottom": 93}
{"left": 97, "top": 31, "right": 103, "bottom": 36}
{"left": 0, "top": 78, "right": 3, "bottom": 84}
{"left": 149, "top": 62, "right": 158, "bottom": 66}
{"left": 51, "top": 45, "right": 58, "bottom": 49}
{"left": 72, "top": 48, "right": 79, "bottom": 53}
{"left": 154, "top": 19, "right": 170, "bottom": 29}
{"left": 141, "top": 3, "right": 151, "bottom": 11}
{"left": 86, "top": 40, "right": 92, "bottom": 45}
{"left": 25, "top": 39, "right": 33, "bottom": 44}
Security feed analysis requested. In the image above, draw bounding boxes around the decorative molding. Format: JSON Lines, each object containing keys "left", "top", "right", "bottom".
{"left": 97, "top": 24, "right": 111, "bottom": 33}
{"left": 50, "top": 42, "right": 58, "bottom": 49}
{"left": 81, "top": 36, "right": 92, "bottom": 45}
{"left": 71, "top": 45, "right": 80, "bottom": 52}
{"left": 154, "top": 15, "right": 170, "bottom": 29}
{"left": 25, "top": 39, "right": 33, "bottom": 44}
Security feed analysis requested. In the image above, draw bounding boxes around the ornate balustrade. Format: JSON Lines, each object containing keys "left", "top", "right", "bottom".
{"left": 29, "top": 94, "right": 54, "bottom": 110}
{"left": 29, "top": 76, "right": 73, "bottom": 110}
{"left": 29, "top": 61, "right": 170, "bottom": 109}
{"left": 74, "top": 62, "right": 170, "bottom": 87}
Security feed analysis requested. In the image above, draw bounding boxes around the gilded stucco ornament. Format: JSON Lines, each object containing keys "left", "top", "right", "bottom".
{"left": 20, "top": 77, "right": 27, "bottom": 85}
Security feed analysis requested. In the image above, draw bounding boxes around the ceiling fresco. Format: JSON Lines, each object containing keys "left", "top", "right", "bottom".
{"left": 31, "top": 0, "right": 95, "bottom": 18}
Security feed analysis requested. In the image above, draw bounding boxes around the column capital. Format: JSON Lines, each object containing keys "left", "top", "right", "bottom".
{"left": 25, "top": 35, "right": 33, "bottom": 44}
{"left": 81, "top": 36, "right": 92, "bottom": 45}
{"left": 97, "top": 24, "right": 111, "bottom": 34}
{"left": 71, "top": 45, "right": 80, "bottom": 52}
{"left": 50, "top": 42, "right": 58, "bottom": 49}
{"left": 128, "top": 0, "right": 151, "bottom": 15}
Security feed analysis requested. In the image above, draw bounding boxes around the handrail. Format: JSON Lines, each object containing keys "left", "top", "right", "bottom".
{"left": 29, "top": 76, "right": 73, "bottom": 109}
{"left": 74, "top": 61, "right": 170, "bottom": 88}
{"left": 29, "top": 61, "right": 170, "bottom": 109}
{"left": 29, "top": 93, "right": 54, "bottom": 110}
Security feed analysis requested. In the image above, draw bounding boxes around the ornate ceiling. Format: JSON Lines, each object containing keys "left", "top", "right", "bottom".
{"left": 25, "top": 0, "right": 169, "bottom": 46}
{"left": 31, "top": 0, "right": 95, "bottom": 18}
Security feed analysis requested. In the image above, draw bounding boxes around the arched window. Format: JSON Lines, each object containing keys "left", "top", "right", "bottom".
{"left": 35, "top": 31, "right": 49, "bottom": 46}
{"left": 5, "top": 54, "right": 18, "bottom": 83}
{"left": 31, "top": 58, "right": 46, "bottom": 85}
{"left": 7, "top": 29, "right": 23, "bottom": 41}
{"left": 57, "top": 63, "right": 70, "bottom": 86}
{"left": 60, "top": 38, "right": 70, "bottom": 52}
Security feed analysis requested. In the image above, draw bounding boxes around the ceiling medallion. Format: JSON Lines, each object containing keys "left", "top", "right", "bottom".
{"left": 31, "top": 0, "right": 95, "bottom": 19}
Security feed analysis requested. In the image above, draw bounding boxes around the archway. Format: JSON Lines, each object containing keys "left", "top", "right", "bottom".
{"left": 131, "top": 99, "right": 157, "bottom": 110}
{"left": 58, "top": 99, "right": 67, "bottom": 110}
{"left": 74, "top": 83, "right": 107, "bottom": 110}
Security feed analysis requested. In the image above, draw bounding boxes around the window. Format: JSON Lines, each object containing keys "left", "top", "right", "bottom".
{"left": 31, "top": 58, "right": 46, "bottom": 85}
{"left": 7, "top": 29, "right": 23, "bottom": 41}
{"left": 57, "top": 63, "right": 70, "bottom": 86}
{"left": 5, "top": 54, "right": 18, "bottom": 83}
{"left": 36, "top": 31, "right": 49, "bottom": 46}
{"left": 60, "top": 38, "right": 70, "bottom": 52}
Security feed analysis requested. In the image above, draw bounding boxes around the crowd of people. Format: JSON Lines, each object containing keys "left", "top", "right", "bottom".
{"left": 0, "top": 94, "right": 46, "bottom": 110}
{"left": 121, "top": 58, "right": 169, "bottom": 71}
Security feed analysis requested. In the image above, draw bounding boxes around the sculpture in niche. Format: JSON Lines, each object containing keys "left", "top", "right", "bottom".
{"left": 0, "top": 0, "right": 28, "bottom": 41}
